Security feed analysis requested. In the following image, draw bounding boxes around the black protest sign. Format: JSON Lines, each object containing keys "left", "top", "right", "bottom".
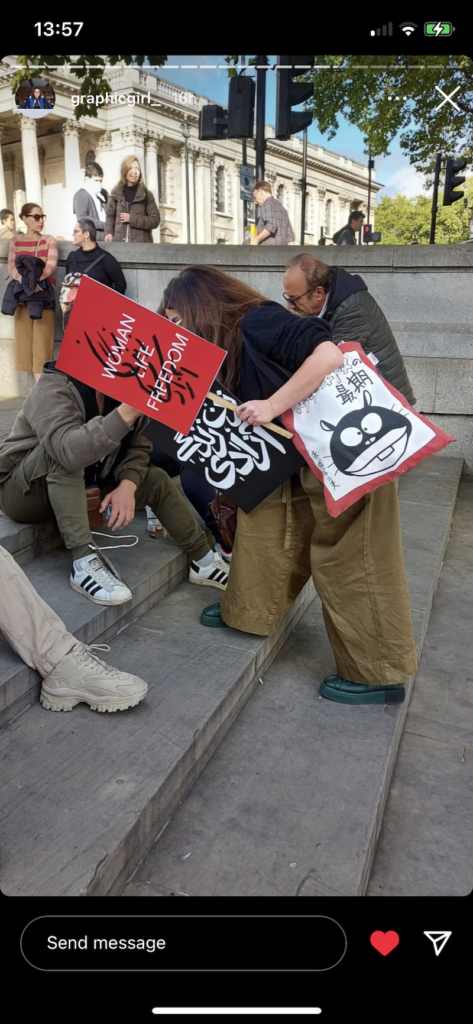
{"left": 144, "top": 383, "right": 305, "bottom": 514}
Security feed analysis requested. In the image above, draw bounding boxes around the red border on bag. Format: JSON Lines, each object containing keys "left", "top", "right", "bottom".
{"left": 281, "top": 342, "right": 456, "bottom": 518}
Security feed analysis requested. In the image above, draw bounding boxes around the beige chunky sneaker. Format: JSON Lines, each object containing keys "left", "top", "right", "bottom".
{"left": 40, "top": 642, "right": 148, "bottom": 712}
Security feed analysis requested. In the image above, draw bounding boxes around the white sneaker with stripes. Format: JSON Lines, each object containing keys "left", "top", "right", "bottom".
{"left": 70, "top": 553, "right": 132, "bottom": 605}
{"left": 188, "top": 551, "right": 229, "bottom": 591}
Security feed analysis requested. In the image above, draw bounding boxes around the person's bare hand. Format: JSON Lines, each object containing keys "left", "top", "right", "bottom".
{"left": 99, "top": 480, "right": 137, "bottom": 530}
{"left": 249, "top": 237, "right": 259, "bottom": 245}
{"left": 120, "top": 213, "right": 131, "bottom": 223}
{"left": 34, "top": 284, "right": 42, "bottom": 292}
{"left": 236, "top": 399, "right": 274, "bottom": 426}
{"left": 104, "top": 233, "right": 113, "bottom": 242}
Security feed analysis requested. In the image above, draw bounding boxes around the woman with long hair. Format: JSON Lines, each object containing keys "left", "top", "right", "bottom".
{"left": 20, "top": 86, "right": 52, "bottom": 110}
{"left": 6, "top": 203, "right": 57, "bottom": 382}
{"left": 158, "top": 266, "right": 418, "bottom": 706}
{"left": 104, "top": 156, "right": 159, "bottom": 243}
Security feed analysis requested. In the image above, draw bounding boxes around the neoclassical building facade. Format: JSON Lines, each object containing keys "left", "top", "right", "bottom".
{"left": 0, "top": 58, "right": 381, "bottom": 243}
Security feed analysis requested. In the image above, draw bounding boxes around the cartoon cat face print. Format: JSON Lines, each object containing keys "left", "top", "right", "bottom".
{"left": 320, "top": 391, "right": 412, "bottom": 477}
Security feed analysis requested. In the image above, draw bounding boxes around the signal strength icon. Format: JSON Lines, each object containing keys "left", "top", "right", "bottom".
{"left": 399, "top": 22, "right": 418, "bottom": 36}
{"left": 370, "top": 23, "right": 393, "bottom": 36}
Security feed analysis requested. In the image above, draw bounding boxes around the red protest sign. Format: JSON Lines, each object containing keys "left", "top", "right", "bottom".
{"left": 56, "top": 277, "right": 226, "bottom": 435}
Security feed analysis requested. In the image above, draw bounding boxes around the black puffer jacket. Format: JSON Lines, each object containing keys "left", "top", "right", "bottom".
{"left": 1, "top": 255, "right": 55, "bottom": 319}
{"left": 322, "top": 267, "right": 415, "bottom": 403}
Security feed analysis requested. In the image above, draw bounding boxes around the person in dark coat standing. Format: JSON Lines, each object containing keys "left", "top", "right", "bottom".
{"left": 73, "top": 162, "right": 108, "bottom": 241}
{"left": 332, "top": 210, "right": 365, "bottom": 245}
{"left": 105, "top": 156, "right": 160, "bottom": 243}
{"left": 66, "top": 219, "right": 126, "bottom": 292}
{"left": 282, "top": 254, "right": 415, "bottom": 404}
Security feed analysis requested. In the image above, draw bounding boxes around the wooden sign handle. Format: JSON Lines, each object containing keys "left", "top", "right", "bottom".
{"left": 206, "top": 391, "right": 293, "bottom": 439}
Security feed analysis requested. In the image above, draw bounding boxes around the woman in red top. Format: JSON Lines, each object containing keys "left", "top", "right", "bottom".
{"left": 7, "top": 203, "right": 58, "bottom": 381}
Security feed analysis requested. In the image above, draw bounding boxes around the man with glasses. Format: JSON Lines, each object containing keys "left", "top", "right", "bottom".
{"left": 282, "top": 254, "right": 415, "bottom": 402}
{"left": 66, "top": 219, "right": 126, "bottom": 294}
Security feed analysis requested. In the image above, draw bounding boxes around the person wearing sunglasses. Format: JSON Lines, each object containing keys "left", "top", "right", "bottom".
{"left": 6, "top": 203, "right": 58, "bottom": 382}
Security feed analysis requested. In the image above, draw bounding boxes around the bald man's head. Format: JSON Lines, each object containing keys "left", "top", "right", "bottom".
{"left": 283, "top": 255, "right": 333, "bottom": 315}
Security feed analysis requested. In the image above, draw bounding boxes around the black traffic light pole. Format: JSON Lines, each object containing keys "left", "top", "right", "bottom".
{"left": 255, "top": 55, "right": 268, "bottom": 182}
{"left": 300, "top": 128, "right": 307, "bottom": 245}
{"left": 240, "top": 54, "right": 248, "bottom": 240}
{"left": 430, "top": 152, "right": 442, "bottom": 245}
{"left": 367, "top": 154, "right": 374, "bottom": 226}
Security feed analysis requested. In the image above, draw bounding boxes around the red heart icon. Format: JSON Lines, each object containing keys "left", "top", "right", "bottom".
{"left": 370, "top": 931, "right": 400, "bottom": 956}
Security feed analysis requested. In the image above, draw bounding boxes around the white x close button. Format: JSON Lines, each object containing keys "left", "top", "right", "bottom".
{"left": 434, "top": 85, "right": 461, "bottom": 111}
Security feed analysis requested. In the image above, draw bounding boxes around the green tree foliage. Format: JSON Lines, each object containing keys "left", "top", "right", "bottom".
{"left": 303, "top": 55, "right": 472, "bottom": 183}
{"left": 12, "top": 56, "right": 167, "bottom": 119}
{"left": 374, "top": 177, "right": 473, "bottom": 243}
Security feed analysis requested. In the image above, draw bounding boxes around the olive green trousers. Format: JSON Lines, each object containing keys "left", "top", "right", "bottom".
{"left": 221, "top": 470, "right": 418, "bottom": 686}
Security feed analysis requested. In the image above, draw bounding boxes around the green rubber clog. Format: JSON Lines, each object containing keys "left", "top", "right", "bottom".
{"left": 320, "top": 674, "right": 405, "bottom": 705}
{"left": 200, "top": 602, "right": 228, "bottom": 628}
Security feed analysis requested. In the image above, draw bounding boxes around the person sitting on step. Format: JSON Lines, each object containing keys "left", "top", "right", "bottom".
{"left": 0, "top": 544, "right": 148, "bottom": 713}
{"left": 0, "top": 362, "right": 229, "bottom": 606}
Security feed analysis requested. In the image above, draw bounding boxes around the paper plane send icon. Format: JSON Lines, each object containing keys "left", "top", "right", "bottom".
{"left": 424, "top": 931, "right": 452, "bottom": 956}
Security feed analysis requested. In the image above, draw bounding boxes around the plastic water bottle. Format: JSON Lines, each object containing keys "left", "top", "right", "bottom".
{"left": 145, "top": 505, "right": 164, "bottom": 538}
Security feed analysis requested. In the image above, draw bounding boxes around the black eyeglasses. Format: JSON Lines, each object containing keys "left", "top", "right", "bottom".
{"left": 28, "top": 214, "right": 45, "bottom": 221}
{"left": 282, "top": 288, "right": 313, "bottom": 306}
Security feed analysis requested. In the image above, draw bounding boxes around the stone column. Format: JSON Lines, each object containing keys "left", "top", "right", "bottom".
{"left": 62, "top": 120, "right": 82, "bottom": 195}
{"left": 20, "top": 118, "right": 42, "bottom": 205}
{"left": 188, "top": 145, "right": 198, "bottom": 244}
{"left": 144, "top": 133, "right": 161, "bottom": 242}
{"left": 317, "top": 187, "right": 326, "bottom": 243}
{"left": 0, "top": 123, "right": 7, "bottom": 210}
{"left": 232, "top": 159, "right": 242, "bottom": 244}
{"left": 95, "top": 131, "right": 115, "bottom": 191}
{"left": 178, "top": 143, "right": 195, "bottom": 244}
{"left": 194, "top": 148, "right": 213, "bottom": 243}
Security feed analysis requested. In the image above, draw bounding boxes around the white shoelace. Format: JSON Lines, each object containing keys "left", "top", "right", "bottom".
{"left": 81, "top": 555, "right": 127, "bottom": 589}
{"left": 75, "top": 643, "right": 119, "bottom": 676}
{"left": 90, "top": 531, "right": 139, "bottom": 551}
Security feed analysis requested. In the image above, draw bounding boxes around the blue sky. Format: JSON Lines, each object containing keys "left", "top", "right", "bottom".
{"left": 148, "top": 55, "right": 429, "bottom": 199}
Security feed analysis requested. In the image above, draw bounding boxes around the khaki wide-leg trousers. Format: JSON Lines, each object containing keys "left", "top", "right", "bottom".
{"left": 221, "top": 469, "right": 418, "bottom": 686}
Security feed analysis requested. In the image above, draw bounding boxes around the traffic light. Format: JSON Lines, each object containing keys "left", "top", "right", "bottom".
{"left": 275, "top": 56, "right": 314, "bottom": 140}
{"left": 199, "top": 104, "right": 228, "bottom": 140}
{"left": 228, "top": 76, "right": 255, "bottom": 138}
{"left": 443, "top": 157, "right": 467, "bottom": 206}
{"left": 363, "top": 224, "right": 381, "bottom": 243}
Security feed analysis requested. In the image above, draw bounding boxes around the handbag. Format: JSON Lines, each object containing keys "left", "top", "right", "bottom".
{"left": 208, "top": 494, "right": 238, "bottom": 550}
{"left": 86, "top": 486, "right": 102, "bottom": 528}
{"left": 60, "top": 251, "right": 106, "bottom": 327}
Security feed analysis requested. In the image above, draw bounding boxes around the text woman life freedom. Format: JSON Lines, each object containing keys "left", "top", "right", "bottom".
{"left": 100, "top": 312, "right": 188, "bottom": 409}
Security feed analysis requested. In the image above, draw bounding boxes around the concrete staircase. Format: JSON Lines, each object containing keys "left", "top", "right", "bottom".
{"left": 0, "top": 456, "right": 464, "bottom": 896}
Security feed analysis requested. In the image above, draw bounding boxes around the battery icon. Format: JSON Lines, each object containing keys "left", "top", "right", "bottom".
{"left": 424, "top": 22, "right": 455, "bottom": 35}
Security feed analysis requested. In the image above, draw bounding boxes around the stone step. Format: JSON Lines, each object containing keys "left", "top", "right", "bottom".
{"left": 0, "top": 512, "right": 62, "bottom": 567}
{"left": 0, "top": 512, "right": 192, "bottom": 727}
{"left": 120, "top": 457, "right": 465, "bottom": 898}
{"left": 0, "top": 457, "right": 463, "bottom": 897}
{"left": 0, "top": 578, "right": 315, "bottom": 896}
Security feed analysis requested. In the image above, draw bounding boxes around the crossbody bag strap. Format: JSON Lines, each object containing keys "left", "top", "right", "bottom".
{"left": 242, "top": 336, "right": 292, "bottom": 387}
{"left": 73, "top": 250, "right": 107, "bottom": 275}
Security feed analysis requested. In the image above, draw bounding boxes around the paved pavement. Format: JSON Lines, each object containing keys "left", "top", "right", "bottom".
{"left": 367, "top": 477, "right": 473, "bottom": 896}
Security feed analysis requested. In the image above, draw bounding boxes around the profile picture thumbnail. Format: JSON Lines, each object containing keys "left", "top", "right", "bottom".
{"left": 15, "top": 79, "right": 55, "bottom": 119}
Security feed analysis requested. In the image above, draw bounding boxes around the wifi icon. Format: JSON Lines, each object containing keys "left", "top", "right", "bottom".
{"left": 399, "top": 22, "right": 418, "bottom": 36}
